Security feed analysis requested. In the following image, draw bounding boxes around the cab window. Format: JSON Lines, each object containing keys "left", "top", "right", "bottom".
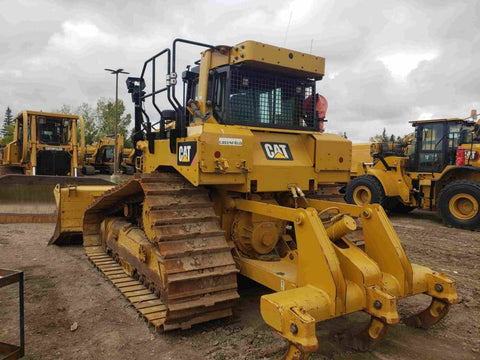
{"left": 420, "top": 123, "right": 443, "bottom": 151}
{"left": 226, "top": 67, "right": 316, "bottom": 130}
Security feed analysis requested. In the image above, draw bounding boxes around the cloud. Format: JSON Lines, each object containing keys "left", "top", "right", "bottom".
{"left": 0, "top": 69, "right": 23, "bottom": 78}
{"left": 0, "top": 0, "right": 479, "bottom": 143}
{"left": 378, "top": 51, "right": 438, "bottom": 79}
{"left": 48, "top": 20, "right": 119, "bottom": 53}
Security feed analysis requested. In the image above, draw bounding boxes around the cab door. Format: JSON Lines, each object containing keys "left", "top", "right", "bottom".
{"left": 410, "top": 122, "right": 447, "bottom": 173}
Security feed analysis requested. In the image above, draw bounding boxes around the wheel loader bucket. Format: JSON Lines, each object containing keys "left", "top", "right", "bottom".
{"left": 49, "top": 183, "right": 115, "bottom": 245}
{"left": 0, "top": 174, "right": 114, "bottom": 224}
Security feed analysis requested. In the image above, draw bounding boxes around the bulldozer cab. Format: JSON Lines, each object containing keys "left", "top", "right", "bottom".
{"left": 37, "top": 116, "right": 70, "bottom": 145}
{"left": 408, "top": 118, "right": 472, "bottom": 173}
{"left": 183, "top": 65, "right": 319, "bottom": 131}
{"left": 126, "top": 40, "right": 324, "bottom": 152}
{"left": 125, "top": 39, "right": 344, "bottom": 192}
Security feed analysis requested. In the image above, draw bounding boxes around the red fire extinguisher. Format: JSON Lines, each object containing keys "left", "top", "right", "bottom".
{"left": 456, "top": 145, "right": 465, "bottom": 166}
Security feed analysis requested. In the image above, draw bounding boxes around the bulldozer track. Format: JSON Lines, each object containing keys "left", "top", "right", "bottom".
{"left": 86, "top": 246, "right": 168, "bottom": 328}
{"left": 83, "top": 172, "right": 239, "bottom": 331}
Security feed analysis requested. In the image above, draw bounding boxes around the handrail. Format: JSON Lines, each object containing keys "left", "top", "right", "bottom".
{"left": 128, "top": 39, "right": 219, "bottom": 151}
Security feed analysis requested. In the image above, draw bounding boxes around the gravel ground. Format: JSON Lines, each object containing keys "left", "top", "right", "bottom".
{"left": 0, "top": 210, "right": 478, "bottom": 360}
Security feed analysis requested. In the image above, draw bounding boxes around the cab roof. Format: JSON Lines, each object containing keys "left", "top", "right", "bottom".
{"left": 14, "top": 110, "right": 81, "bottom": 120}
{"left": 229, "top": 40, "right": 325, "bottom": 80}
{"left": 409, "top": 117, "right": 466, "bottom": 125}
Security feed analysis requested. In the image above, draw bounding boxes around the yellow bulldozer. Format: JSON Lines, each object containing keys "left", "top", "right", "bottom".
{"left": 346, "top": 115, "right": 480, "bottom": 230}
{"left": 50, "top": 39, "right": 457, "bottom": 359}
{"left": 1, "top": 110, "right": 85, "bottom": 176}
{"left": 83, "top": 134, "right": 135, "bottom": 175}
{"left": 0, "top": 110, "right": 113, "bottom": 222}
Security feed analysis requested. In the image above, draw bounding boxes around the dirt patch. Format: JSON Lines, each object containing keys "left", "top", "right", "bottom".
{"left": 0, "top": 214, "right": 478, "bottom": 359}
{"left": 0, "top": 236, "right": 9, "bottom": 247}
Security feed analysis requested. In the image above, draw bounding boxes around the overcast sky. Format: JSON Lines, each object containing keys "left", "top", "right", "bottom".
{"left": 1, "top": 0, "right": 479, "bottom": 141}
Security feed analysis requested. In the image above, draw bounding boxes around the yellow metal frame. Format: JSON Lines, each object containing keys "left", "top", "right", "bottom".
{"left": 138, "top": 123, "right": 351, "bottom": 193}
{"left": 50, "top": 184, "right": 115, "bottom": 244}
{"left": 230, "top": 197, "right": 457, "bottom": 356}
{"left": 230, "top": 41, "right": 325, "bottom": 79}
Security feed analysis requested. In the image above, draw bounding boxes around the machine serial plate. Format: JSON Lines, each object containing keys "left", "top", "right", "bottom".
{"left": 219, "top": 137, "right": 243, "bottom": 146}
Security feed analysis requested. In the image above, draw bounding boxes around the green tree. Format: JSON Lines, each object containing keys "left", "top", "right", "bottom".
{"left": 1, "top": 107, "right": 14, "bottom": 145}
{"left": 125, "top": 128, "right": 135, "bottom": 148}
{"left": 96, "top": 98, "right": 131, "bottom": 140}
{"left": 56, "top": 103, "right": 99, "bottom": 145}
{"left": 57, "top": 104, "right": 73, "bottom": 115}
{"left": 1, "top": 124, "right": 14, "bottom": 145}
{"left": 77, "top": 103, "right": 98, "bottom": 144}
{"left": 369, "top": 129, "right": 408, "bottom": 143}
{"left": 370, "top": 128, "right": 390, "bottom": 142}
{"left": 369, "top": 134, "right": 384, "bottom": 142}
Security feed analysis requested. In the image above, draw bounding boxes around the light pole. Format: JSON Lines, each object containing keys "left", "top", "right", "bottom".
{"left": 105, "top": 68, "right": 129, "bottom": 175}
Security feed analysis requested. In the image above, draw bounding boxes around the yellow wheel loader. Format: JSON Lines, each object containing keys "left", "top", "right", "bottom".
{"left": 83, "top": 134, "right": 135, "bottom": 175}
{"left": 0, "top": 110, "right": 113, "bottom": 222}
{"left": 346, "top": 115, "right": 480, "bottom": 230}
{"left": 51, "top": 39, "right": 457, "bottom": 359}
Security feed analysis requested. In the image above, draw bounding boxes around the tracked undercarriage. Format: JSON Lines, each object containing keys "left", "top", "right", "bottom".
{"left": 82, "top": 172, "right": 239, "bottom": 330}
{"left": 79, "top": 170, "right": 457, "bottom": 356}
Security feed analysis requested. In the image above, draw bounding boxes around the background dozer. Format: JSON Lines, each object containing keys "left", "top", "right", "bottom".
{"left": 0, "top": 110, "right": 113, "bottom": 223}
{"left": 51, "top": 39, "right": 457, "bottom": 359}
{"left": 346, "top": 114, "right": 480, "bottom": 230}
{"left": 1, "top": 110, "right": 85, "bottom": 176}
{"left": 83, "top": 134, "right": 135, "bottom": 175}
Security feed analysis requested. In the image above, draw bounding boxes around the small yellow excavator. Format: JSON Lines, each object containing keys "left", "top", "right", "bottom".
{"left": 83, "top": 134, "right": 135, "bottom": 175}
{"left": 51, "top": 39, "right": 457, "bottom": 359}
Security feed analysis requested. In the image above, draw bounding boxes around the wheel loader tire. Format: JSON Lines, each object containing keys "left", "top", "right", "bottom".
{"left": 345, "top": 175, "right": 386, "bottom": 207}
{"left": 437, "top": 180, "right": 480, "bottom": 230}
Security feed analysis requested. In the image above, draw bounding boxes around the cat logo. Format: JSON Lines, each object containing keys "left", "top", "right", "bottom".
{"left": 261, "top": 142, "right": 293, "bottom": 161}
{"left": 177, "top": 141, "right": 197, "bottom": 166}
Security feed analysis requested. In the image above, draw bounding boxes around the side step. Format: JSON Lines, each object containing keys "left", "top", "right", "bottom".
{"left": 85, "top": 245, "right": 167, "bottom": 329}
